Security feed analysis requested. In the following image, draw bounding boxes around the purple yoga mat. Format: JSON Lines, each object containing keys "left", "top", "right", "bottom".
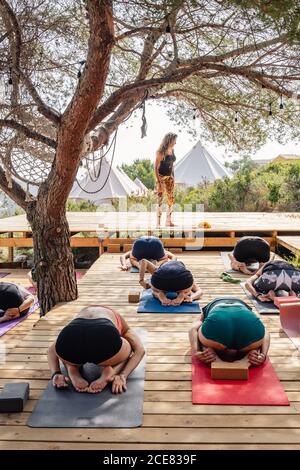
{"left": 0, "top": 272, "right": 10, "bottom": 278}
{"left": 0, "top": 298, "right": 40, "bottom": 337}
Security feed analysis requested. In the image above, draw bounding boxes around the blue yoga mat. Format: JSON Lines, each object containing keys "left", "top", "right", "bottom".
{"left": 137, "top": 289, "right": 201, "bottom": 313}
{"left": 130, "top": 266, "right": 139, "bottom": 273}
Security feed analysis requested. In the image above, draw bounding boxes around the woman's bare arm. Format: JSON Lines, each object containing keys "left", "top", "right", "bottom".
{"left": 120, "top": 251, "right": 131, "bottom": 270}
{"left": 189, "top": 318, "right": 202, "bottom": 353}
{"left": 190, "top": 282, "right": 203, "bottom": 301}
{"left": 119, "top": 329, "right": 145, "bottom": 379}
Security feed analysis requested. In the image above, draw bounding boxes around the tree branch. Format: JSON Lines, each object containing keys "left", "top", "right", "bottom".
{"left": 18, "top": 71, "right": 61, "bottom": 125}
{"left": 0, "top": 119, "right": 57, "bottom": 148}
{"left": 0, "top": 0, "right": 61, "bottom": 125}
{"left": 45, "top": 0, "right": 114, "bottom": 217}
{"left": 0, "top": 164, "right": 28, "bottom": 210}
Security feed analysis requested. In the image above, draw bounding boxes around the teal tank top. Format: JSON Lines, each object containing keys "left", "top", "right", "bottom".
{"left": 201, "top": 297, "right": 265, "bottom": 350}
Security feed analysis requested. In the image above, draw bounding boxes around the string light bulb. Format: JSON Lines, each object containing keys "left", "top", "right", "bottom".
{"left": 269, "top": 102, "right": 272, "bottom": 116}
{"left": 279, "top": 95, "right": 284, "bottom": 110}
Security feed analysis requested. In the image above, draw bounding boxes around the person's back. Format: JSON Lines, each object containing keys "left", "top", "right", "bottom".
{"left": 151, "top": 260, "right": 193, "bottom": 292}
{"left": 0, "top": 282, "right": 25, "bottom": 311}
{"left": 202, "top": 298, "right": 264, "bottom": 351}
{"left": 233, "top": 236, "right": 270, "bottom": 264}
{"left": 131, "top": 236, "right": 165, "bottom": 261}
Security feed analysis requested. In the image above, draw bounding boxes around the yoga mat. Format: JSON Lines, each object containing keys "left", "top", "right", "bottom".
{"left": 27, "top": 328, "right": 147, "bottom": 428}
{"left": 0, "top": 272, "right": 10, "bottom": 278}
{"left": 192, "top": 356, "right": 289, "bottom": 405}
{"left": 240, "top": 282, "right": 279, "bottom": 314}
{"left": 76, "top": 271, "right": 84, "bottom": 280}
{"left": 220, "top": 252, "right": 258, "bottom": 274}
{"left": 137, "top": 289, "right": 201, "bottom": 313}
{"left": 26, "top": 286, "right": 36, "bottom": 295}
{"left": 0, "top": 298, "right": 40, "bottom": 338}
{"left": 278, "top": 302, "right": 300, "bottom": 351}
{"left": 130, "top": 266, "right": 139, "bottom": 273}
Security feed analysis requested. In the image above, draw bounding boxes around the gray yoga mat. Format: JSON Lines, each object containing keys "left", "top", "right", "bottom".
{"left": 27, "top": 328, "right": 147, "bottom": 428}
{"left": 240, "top": 283, "right": 279, "bottom": 314}
{"left": 220, "top": 252, "right": 259, "bottom": 274}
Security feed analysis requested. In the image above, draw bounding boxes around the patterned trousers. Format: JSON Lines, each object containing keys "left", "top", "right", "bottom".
{"left": 157, "top": 175, "right": 175, "bottom": 211}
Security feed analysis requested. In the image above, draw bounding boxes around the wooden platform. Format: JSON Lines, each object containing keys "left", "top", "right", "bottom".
{"left": 277, "top": 236, "right": 300, "bottom": 257}
{"left": 0, "top": 212, "right": 300, "bottom": 233}
{"left": 0, "top": 212, "right": 300, "bottom": 256}
{"left": 1, "top": 252, "right": 300, "bottom": 450}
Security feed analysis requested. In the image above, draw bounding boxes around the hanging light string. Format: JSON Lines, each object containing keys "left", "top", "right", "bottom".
{"left": 75, "top": 90, "right": 149, "bottom": 195}
{"left": 75, "top": 128, "right": 118, "bottom": 194}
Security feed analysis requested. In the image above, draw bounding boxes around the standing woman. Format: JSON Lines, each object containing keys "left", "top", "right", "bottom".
{"left": 155, "top": 133, "right": 177, "bottom": 227}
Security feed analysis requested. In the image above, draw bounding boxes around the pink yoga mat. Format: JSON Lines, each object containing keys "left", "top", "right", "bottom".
{"left": 279, "top": 302, "right": 300, "bottom": 352}
{"left": 192, "top": 356, "right": 289, "bottom": 406}
{"left": 0, "top": 299, "right": 40, "bottom": 337}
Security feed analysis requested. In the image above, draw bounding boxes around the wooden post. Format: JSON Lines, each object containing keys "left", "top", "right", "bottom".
{"left": 271, "top": 231, "right": 278, "bottom": 251}
{"left": 7, "top": 232, "right": 14, "bottom": 263}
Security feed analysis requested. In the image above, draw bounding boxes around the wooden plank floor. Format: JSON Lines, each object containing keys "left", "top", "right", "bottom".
{"left": 1, "top": 253, "right": 300, "bottom": 450}
{"left": 0, "top": 211, "right": 300, "bottom": 233}
{"left": 277, "top": 236, "right": 300, "bottom": 257}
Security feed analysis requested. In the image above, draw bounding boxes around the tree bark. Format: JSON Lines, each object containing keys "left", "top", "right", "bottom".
{"left": 27, "top": 201, "right": 77, "bottom": 316}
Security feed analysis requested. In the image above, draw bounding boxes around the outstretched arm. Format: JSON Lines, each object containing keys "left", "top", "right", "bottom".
{"left": 245, "top": 273, "right": 260, "bottom": 297}
{"left": 2, "top": 292, "right": 35, "bottom": 323}
{"left": 229, "top": 252, "right": 253, "bottom": 275}
{"left": 120, "top": 251, "right": 130, "bottom": 270}
{"left": 139, "top": 258, "right": 156, "bottom": 288}
{"left": 166, "top": 250, "right": 176, "bottom": 260}
{"left": 248, "top": 330, "right": 271, "bottom": 366}
{"left": 119, "top": 329, "right": 145, "bottom": 379}
{"left": 190, "top": 282, "right": 203, "bottom": 301}
{"left": 47, "top": 342, "right": 70, "bottom": 388}
{"left": 189, "top": 318, "right": 203, "bottom": 354}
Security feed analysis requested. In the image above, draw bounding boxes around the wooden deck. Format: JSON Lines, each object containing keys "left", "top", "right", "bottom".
{"left": 0, "top": 212, "right": 300, "bottom": 233}
{"left": 277, "top": 236, "right": 300, "bottom": 257}
{"left": 1, "top": 252, "right": 300, "bottom": 450}
{"left": 0, "top": 212, "right": 300, "bottom": 256}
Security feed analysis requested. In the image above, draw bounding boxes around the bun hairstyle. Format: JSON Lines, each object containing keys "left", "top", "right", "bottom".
{"left": 157, "top": 132, "right": 177, "bottom": 156}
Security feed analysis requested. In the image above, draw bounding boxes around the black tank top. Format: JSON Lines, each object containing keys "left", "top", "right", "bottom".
{"left": 158, "top": 154, "right": 176, "bottom": 176}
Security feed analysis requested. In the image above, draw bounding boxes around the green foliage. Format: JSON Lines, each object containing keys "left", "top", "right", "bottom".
{"left": 285, "top": 253, "right": 300, "bottom": 269}
{"left": 66, "top": 199, "right": 98, "bottom": 212}
{"left": 125, "top": 160, "right": 300, "bottom": 212}
{"left": 227, "top": 0, "right": 300, "bottom": 43}
{"left": 121, "top": 159, "right": 155, "bottom": 190}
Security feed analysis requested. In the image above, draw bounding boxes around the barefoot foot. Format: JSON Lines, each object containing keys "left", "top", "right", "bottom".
{"left": 88, "top": 366, "right": 115, "bottom": 393}
{"left": 67, "top": 366, "right": 89, "bottom": 392}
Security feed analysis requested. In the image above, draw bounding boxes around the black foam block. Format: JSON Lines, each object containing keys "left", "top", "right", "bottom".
{"left": 0, "top": 382, "right": 30, "bottom": 412}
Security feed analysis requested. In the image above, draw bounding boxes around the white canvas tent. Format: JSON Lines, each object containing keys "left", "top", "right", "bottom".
{"left": 174, "top": 141, "right": 231, "bottom": 187}
{"left": 116, "top": 167, "right": 142, "bottom": 196}
{"left": 134, "top": 177, "right": 149, "bottom": 195}
{"left": 69, "top": 157, "right": 140, "bottom": 204}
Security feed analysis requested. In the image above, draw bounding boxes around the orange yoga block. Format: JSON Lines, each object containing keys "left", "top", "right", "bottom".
{"left": 211, "top": 358, "right": 249, "bottom": 380}
{"left": 128, "top": 290, "right": 140, "bottom": 303}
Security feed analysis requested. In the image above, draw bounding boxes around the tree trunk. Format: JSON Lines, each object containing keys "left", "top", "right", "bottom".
{"left": 27, "top": 202, "right": 77, "bottom": 316}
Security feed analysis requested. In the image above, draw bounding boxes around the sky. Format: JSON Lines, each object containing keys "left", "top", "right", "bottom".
{"left": 109, "top": 102, "right": 300, "bottom": 167}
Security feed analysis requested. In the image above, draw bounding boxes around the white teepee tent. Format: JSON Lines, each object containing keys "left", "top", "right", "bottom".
{"left": 134, "top": 177, "right": 149, "bottom": 195}
{"left": 174, "top": 141, "right": 231, "bottom": 187}
{"left": 116, "top": 167, "right": 142, "bottom": 196}
{"left": 70, "top": 157, "right": 140, "bottom": 204}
